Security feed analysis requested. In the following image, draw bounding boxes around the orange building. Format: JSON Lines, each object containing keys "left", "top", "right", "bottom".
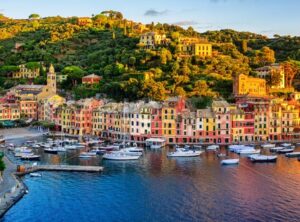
{"left": 234, "top": 74, "right": 267, "bottom": 97}
{"left": 20, "top": 100, "right": 38, "bottom": 120}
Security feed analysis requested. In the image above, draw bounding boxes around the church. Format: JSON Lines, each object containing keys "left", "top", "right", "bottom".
{"left": 10, "top": 64, "right": 57, "bottom": 102}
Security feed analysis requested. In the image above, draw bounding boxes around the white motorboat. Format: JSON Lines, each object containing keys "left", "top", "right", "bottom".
{"left": 56, "top": 146, "right": 67, "bottom": 152}
{"left": 285, "top": 152, "right": 300, "bottom": 158}
{"left": 145, "top": 138, "right": 166, "bottom": 149}
{"left": 64, "top": 145, "right": 79, "bottom": 150}
{"left": 102, "top": 152, "right": 141, "bottom": 160}
{"left": 238, "top": 149, "right": 261, "bottom": 155}
{"left": 221, "top": 159, "right": 239, "bottom": 165}
{"left": 270, "top": 146, "right": 284, "bottom": 152}
{"left": 249, "top": 155, "right": 277, "bottom": 163}
{"left": 30, "top": 173, "right": 42, "bottom": 177}
{"left": 32, "top": 144, "right": 41, "bottom": 149}
{"left": 167, "top": 148, "right": 203, "bottom": 157}
{"left": 277, "top": 148, "right": 294, "bottom": 154}
{"left": 229, "top": 145, "right": 253, "bottom": 153}
{"left": 281, "top": 143, "right": 292, "bottom": 147}
{"left": 20, "top": 154, "right": 41, "bottom": 161}
{"left": 261, "top": 143, "right": 275, "bottom": 148}
{"left": 206, "top": 145, "right": 219, "bottom": 151}
{"left": 79, "top": 151, "right": 97, "bottom": 158}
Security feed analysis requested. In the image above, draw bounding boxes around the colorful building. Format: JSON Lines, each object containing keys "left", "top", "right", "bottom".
{"left": 177, "top": 37, "right": 212, "bottom": 57}
{"left": 234, "top": 74, "right": 267, "bottom": 97}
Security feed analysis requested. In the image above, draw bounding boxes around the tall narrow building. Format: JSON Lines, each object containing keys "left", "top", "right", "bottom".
{"left": 47, "top": 64, "right": 57, "bottom": 94}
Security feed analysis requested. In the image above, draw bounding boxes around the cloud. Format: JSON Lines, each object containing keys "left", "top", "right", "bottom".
{"left": 144, "top": 9, "right": 168, "bottom": 17}
{"left": 172, "top": 21, "right": 199, "bottom": 26}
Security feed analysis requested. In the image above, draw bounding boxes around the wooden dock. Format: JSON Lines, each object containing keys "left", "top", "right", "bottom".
{"left": 15, "top": 165, "right": 103, "bottom": 176}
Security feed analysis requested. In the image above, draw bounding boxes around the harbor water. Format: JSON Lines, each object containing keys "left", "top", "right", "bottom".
{"left": 1, "top": 136, "right": 300, "bottom": 222}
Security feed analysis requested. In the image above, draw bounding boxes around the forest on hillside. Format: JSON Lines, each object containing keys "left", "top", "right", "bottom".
{"left": 0, "top": 11, "right": 300, "bottom": 105}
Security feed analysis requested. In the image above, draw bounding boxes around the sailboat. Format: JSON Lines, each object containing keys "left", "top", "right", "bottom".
{"left": 103, "top": 102, "right": 142, "bottom": 161}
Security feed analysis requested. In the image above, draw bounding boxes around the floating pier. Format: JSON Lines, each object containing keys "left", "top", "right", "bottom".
{"left": 15, "top": 165, "right": 103, "bottom": 176}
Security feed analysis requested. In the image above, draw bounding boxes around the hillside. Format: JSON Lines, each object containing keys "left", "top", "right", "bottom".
{"left": 0, "top": 11, "right": 300, "bottom": 103}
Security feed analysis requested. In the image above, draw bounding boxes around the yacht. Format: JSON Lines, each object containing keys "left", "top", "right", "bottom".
{"left": 261, "top": 143, "right": 275, "bottom": 148}
{"left": 238, "top": 149, "right": 261, "bottom": 155}
{"left": 167, "top": 148, "right": 203, "bottom": 157}
{"left": 281, "top": 143, "right": 292, "bottom": 147}
{"left": 221, "top": 159, "right": 239, "bottom": 165}
{"left": 277, "top": 148, "right": 294, "bottom": 154}
{"left": 102, "top": 152, "right": 141, "bottom": 160}
{"left": 270, "top": 146, "right": 284, "bottom": 152}
{"left": 20, "top": 154, "right": 41, "bottom": 161}
{"left": 79, "top": 151, "right": 97, "bottom": 158}
{"left": 145, "top": 138, "right": 166, "bottom": 149}
{"left": 285, "top": 152, "right": 300, "bottom": 158}
{"left": 249, "top": 155, "right": 277, "bottom": 163}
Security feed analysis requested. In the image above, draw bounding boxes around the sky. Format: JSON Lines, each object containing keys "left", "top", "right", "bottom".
{"left": 1, "top": 0, "right": 299, "bottom": 36}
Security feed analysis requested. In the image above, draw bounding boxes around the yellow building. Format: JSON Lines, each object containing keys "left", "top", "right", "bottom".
{"left": 234, "top": 74, "right": 267, "bottom": 97}
{"left": 177, "top": 37, "right": 212, "bottom": 57}
{"left": 12, "top": 64, "right": 40, "bottom": 79}
{"left": 11, "top": 64, "right": 57, "bottom": 102}
{"left": 231, "top": 108, "right": 245, "bottom": 143}
{"left": 162, "top": 106, "right": 176, "bottom": 141}
{"left": 0, "top": 104, "right": 20, "bottom": 121}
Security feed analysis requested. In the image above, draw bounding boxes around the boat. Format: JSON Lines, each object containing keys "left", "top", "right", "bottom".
{"left": 270, "top": 147, "right": 284, "bottom": 152}
{"left": 261, "top": 143, "right": 275, "bottom": 148}
{"left": 281, "top": 143, "right": 292, "bottom": 147}
{"left": 44, "top": 148, "right": 58, "bottom": 154}
{"left": 206, "top": 145, "right": 219, "bottom": 151}
{"left": 0, "top": 135, "right": 5, "bottom": 144}
{"left": 221, "top": 159, "right": 239, "bottom": 165}
{"left": 30, "top": 173, "right": 42, "bottom": 177}
{"left": 277, "top": 148, "right": 294, "bottom": 154}
{"left": 167, "top": 148, "right": 203, "bottom": 157}
{"left": 20, "top": 154, "right": 40, "bottom": 161}
{"left": 145, "top": 138, "right": 166, "bottom": 149}
{"left": 285, "top": 152, "right": 300, "bottom": 158}
{"left": 249, "top": 155, "right": 277, "bottom": 163}
{"left": 229, "top": 145, "right": 253, "bottom": 153}
{"left": 102, "top": 152, "right": 141, "bottom": 160}
{"left": 31, "top": 144, "right": 41, "bottom": 149}
{"left": 217, "top": 153, "right": 226, "bottom": 157}
{"left": 238, "top": 149, "right": 261, "bottom": 155}
{"left": 79, "top": 151, "right": 97, "bottom": 158}
{"left": 64, "top": 145, "right": 78, "bottom": 150}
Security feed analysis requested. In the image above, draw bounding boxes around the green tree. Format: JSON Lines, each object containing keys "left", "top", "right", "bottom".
{"left": 282, "top": 61, "right": 300, "bottom": 88}
{"left": 61, "top": 66, "right": 85, "bottom": 88}
{"left": 0, "top": 156, "right": 5, "bottom": 178}
{"left": 29, "top": 14, "right": 40, "bottom": 19}
{"left": 160, "top": 48, "right": 172, "bottom": 65}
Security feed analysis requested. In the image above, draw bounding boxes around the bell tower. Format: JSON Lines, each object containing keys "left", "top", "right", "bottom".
{"left": 47, "top": 64, "right": 56, "bottom": 94}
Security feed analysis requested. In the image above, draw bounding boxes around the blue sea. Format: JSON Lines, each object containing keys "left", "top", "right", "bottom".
{"left": 1, "top": 138, "right": 300, "bottom": 222}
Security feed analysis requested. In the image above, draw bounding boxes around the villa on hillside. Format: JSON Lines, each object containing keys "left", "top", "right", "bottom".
{"left": 177, "top": 37, "right": 212, "bottom": 57}
{"left": 139, "top": 32, "right": 170, "bottom": 49}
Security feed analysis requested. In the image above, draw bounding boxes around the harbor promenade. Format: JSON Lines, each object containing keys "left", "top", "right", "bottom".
{"left": 0, "top": 157, "right": 27, "bottom": 218}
